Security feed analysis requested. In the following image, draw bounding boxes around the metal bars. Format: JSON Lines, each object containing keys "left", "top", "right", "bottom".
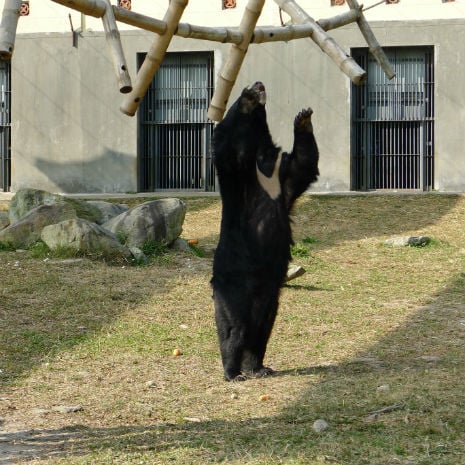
{"left": 0, "top": 59, "right": 10, "bottom": 192}
{"left": 138, "top": 52, "right": 215, "bottom": 191}
{"left": 352, "top": 47, "right": 434, "bottom": 191}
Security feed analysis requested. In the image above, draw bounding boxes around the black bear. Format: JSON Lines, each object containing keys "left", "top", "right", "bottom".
{"left": 211, "top": 81, "right": 319, "bottom": 381}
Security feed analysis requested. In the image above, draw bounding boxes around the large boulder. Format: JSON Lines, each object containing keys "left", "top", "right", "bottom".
{"left": 0, "top": 202, "right": 77, "bottom": 248}
{"left": 8, "top": 188, "right": 103, "bottom": 224}
{"left": 41, "top": 218, "right": 131, "bottom": 260}
{"left": 86, "top": 201, "right": 129, "bottom": 225}
{"left": 8, "top": 188, "right": 62, "bottom": 223}
{"left": 103, "top": 198, "right": 186, "bottom": 248}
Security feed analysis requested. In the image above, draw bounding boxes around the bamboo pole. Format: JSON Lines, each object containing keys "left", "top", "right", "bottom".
{"left": 120, "top": 0, "right": 188, "bottom": 116}
{"left": 51, "top": 0, "right": 106, "bottom": 18}
{"left": 114, "top": 6, "right": 243, "bottom": 44}
{"left": 346, "top": 0, "right": 395, "bottom": 80}
{"left": 207, "top": 0, "right": 266, "bottom": 122}
{"left": 0, "top": 0, "right": 21, "bottom": 59}
{"left": 316, "top": 8, "right": 361, "bottom": 32}
{"left": 102, "top": 0, "right": 132, "bottom": 93}
{"left": 51, "top": 0, "right": 362, "bottom": 46}
{"left": 274, "top": 0, "right": 366, "bottom": 85}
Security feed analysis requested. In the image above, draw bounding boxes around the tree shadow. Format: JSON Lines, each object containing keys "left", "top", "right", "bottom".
{"left": 35, "top": 149, "right": 136, "bottom": 194}
{"left": 2, "top": 275, "right": 462, "bottom": 464}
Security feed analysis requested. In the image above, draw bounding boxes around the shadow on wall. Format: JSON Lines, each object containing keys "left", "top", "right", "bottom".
{"left": 35, "top": 149, "right": 136, "bottom": 193}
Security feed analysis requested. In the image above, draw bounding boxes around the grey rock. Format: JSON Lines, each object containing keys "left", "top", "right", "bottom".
{"left": 312, "top": 419, "right": 329, "bottom": 433}
{"left": 51, "top": 405, "right": 83, "bottom": 414}
{"left": 170, "top": 237, "right": 190, "bottom": 251}
{"left": 385, "top": 236, "right": 431, "bottom": 247}
{"left": 0, "top": 202, "right": 77, "bottom": 248}
{"left": 8, "top": 188, "right": 63, "bottom": 223}
{"left": 103, "top": 198, "right": 186, "bottom": 248}
{"left": 129, "top": 246, "right": 148, "bottom": 264}
{"left": 86, "top": 201, "right": 129, "bottom": 225}
{"left": 376, "top": 384, "right": 391, "bottom": 393}
{"left": 8, "top": 188, "right": 103, "bottom": 224}
{"left": 41, "top": 218, "right": 131, "bottom": 259}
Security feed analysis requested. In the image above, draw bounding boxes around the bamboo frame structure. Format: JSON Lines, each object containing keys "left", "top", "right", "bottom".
{"left": 0, "top": 0, "right": 21, "bottom": 59}
{"left": 102, "top": 0, "right": 132, "bottom": 93}
{"left": 120, "top": 0, "right": 188, "bottom": 117}
{"left": 346, "top": 0, "right": 396, "bottom": 79}
{"left": 0, "top": 0, "right": 396, "bottom": 119}
{"left": 274, "top": 0, "right": 366, "bottom": 85}
{"left": 207, "top": 0, "right": 266, "bottom": 121}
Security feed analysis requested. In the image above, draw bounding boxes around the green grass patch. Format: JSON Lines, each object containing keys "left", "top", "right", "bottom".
{"left": 0, "top": 194, "right": 463, "bottom": 465}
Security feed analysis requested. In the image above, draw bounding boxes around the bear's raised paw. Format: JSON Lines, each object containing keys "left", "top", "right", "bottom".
{"left": 294, "top": 108, "right": 314, "bottom": 133}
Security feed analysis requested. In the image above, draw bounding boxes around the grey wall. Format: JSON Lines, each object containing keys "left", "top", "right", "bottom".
{"left": 10, "top": 19, "right": 465, "bottom": 193}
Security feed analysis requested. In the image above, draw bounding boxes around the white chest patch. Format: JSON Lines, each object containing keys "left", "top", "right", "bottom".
{"left": 256, "top": 151, "right": 282, "bottom": 200}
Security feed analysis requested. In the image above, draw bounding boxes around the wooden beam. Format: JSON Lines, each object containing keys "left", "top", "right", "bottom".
{"left": 346, "top": 0, "right": 396, "bottom": 80}
{"left": 207, "top": 0, "right": 266, "bottom": 122}
{"left": 102, "top": 0, "right": 132, "bottom": 93}
{"left": 120, "top": 0, "right": 188, "bottom": 116}
{"left": 51, "top": 0, "right": 106, "bottom": 18}
{"left": 274, "top": 0, "right": 367, "bottom": 85}
{"left": 51, "top": 0, "right": 363, "bottom": 47}
{"left": 0, "top": 0, "right": 21, "bottom": 59}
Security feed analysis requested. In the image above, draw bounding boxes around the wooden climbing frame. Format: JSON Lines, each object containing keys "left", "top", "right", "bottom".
{"left": 0, "top": 0, "right": 395, "bottom": 121}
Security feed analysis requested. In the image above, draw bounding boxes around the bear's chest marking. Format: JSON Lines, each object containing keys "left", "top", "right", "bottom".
{"left": 256, "top": 151, "right": 282, "bottom": 200}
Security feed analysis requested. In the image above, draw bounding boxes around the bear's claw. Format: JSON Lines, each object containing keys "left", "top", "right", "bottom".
{"left": 294, "top": 108, "right": 314, "bottom": 133}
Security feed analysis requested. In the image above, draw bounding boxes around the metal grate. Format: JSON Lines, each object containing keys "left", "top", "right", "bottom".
{"left": 0, "top": 59, "right": 11, "bottom": 192}
{"left": 138, "top": 52, "right": 215, "bottom": 191}
{"left": 352, "top": 47, "right": 434, "bottom": 190}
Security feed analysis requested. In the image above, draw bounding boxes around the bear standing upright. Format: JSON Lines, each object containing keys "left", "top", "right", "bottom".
{"left": 211, "top": 81, "right": 319, "bottom": 381}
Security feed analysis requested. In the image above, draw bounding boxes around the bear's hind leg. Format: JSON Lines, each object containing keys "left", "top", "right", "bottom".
{"left": 213, "top": 290, "right": 248, "bottom": 381}
{"left": 241, "top": 294, "right": 279, "bottom": 378}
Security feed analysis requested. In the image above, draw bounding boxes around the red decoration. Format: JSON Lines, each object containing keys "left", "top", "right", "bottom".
{"left": 19, "top": 1, "right": 30, "bottom": 16}
{"left": 223, "top": 0, "right": 237, "bottom": 9}
{"left": 118, "top": 0, "right": 131, "bottom": 10}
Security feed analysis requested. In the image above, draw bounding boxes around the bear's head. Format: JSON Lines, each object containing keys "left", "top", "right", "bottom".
{"left": 213, "top": 82, "right": 275, "bottom": 171}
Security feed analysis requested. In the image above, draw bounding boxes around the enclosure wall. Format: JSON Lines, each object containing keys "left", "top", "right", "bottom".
{"left": 10, "top": 19, "right": 465, "bottom": 193}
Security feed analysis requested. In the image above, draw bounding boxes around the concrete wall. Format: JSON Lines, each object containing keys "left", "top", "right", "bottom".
{"left": 10, "top": 19, "right": 465, "bottom": 193}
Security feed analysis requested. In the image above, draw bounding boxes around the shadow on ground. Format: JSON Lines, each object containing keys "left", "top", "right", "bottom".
{"left": 1, "top": 274, "right": 463, "bottom": 464}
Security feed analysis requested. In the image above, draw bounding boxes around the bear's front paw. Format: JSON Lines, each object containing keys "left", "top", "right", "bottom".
{"left": 294, "top": 108, "right": 314, "bottom": 133}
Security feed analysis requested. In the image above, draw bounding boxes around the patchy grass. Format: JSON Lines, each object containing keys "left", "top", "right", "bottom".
{"left": 0, "top": 194, "right": 464, "bottom": 465}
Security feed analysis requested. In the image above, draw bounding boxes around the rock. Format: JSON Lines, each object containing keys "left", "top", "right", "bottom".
{"left": 129, "top": 246, "right": 148, "bottom": 264}
{"left": 376, "top": 384, "right": 391, "bottom": 393}
{"left": 8, "top": 188, "right": 103, "bottom": 224}
{"left": 0, "top": 202, "right": 77, "bottom": 248}
{"left": 312, "top": 419, "right": 329, "bottom": 433}
{"left": 51, "top": 405, "right": 83, "bottom": 414}
{"left": 86, "top": 201, "right": 129, "bottom": 225}
{"left": 170, "top": 237, "right": 190, "bottom": 251}
{"left": 8, "top": 188, "right": 63, "bottom": 223}
{"left": 384, "top": 236, "right": 431, "bottom": 247}
{"left": 41, "top": 218, "right": 132, "bottom": 260}
{"left": 103, "top": 198, "right": 186, "bottom": 248}
{"left": 0, "top": 211, "right": 9, "bottom": 230}
{"left": 285, "top": 264, "right": 306, "bottom": 282}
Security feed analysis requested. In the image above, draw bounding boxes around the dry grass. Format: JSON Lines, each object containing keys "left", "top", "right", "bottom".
{"left": 0, "top": 194, "right": 464, "bottom": 465}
